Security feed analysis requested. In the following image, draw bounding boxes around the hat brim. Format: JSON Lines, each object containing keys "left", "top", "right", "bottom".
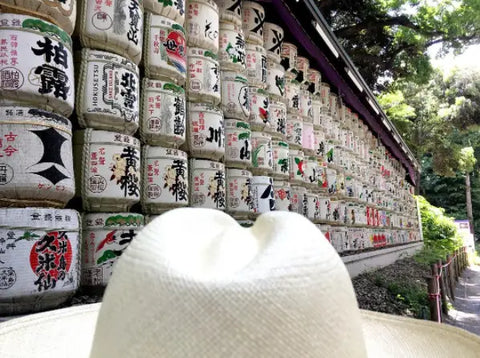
{"left": 1, "top": 305, "right": 480, "bottom": 357}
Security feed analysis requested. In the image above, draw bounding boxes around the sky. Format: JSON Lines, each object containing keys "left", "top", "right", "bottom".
{"left": 429, "top": 44, "right": 480, "bottom": 73}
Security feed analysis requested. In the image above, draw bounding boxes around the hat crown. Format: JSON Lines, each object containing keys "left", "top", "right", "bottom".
{"left": 90, "top": 208, "right": 367, "bottom": 357}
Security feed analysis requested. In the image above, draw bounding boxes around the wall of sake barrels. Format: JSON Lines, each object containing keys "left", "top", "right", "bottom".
{"left": 0, "top": 0, "right": 422, "bottom": 314}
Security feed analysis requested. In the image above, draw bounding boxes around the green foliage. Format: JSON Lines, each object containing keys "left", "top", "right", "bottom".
{"left": 319, "top": 0, "right": 480, "bottom": 89}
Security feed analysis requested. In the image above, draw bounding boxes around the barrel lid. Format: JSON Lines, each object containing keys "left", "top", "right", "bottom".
{"left": 0, "top": 106, "right": 71, "bottom": 133}
{"left": 219, "top": 22, "right": 243, "bottom": 31}
{"left": 245, "top": 43, "right": 266, "bottom": 52}
{"left": 226, "top": 168, "right": 252, "bottom": 178}
{"left": 188, "top": 102, "right": 223, "bottom": 115}
{"left": 83, "top": 213, "right": 144, "bottom": 229}
{"left": 187, "top": 47, "right": 218, "bottom": 60}
{"left": 251, "top": 131, "right": 271, "bottom": 140}
{"left": 225, "top": 120, "right": 250, "bottom": 130}
{"left": 190, "top": 158, "right": 224, "bottom": 171}
{"left": 143, "top": 79, "right": 185, "bottom": 94}
{"left": 249, "top": 87, "right": 268, "bottom": 96}
{"left": 0, "top": 208, "right": 79, "bottom": 230}
{"left": 189, "top": 0, "right": 218, "bottom": 11}
{"left": 74, "top": 129, "right": 141, "bottom": 148}
{"left": 144, "top": 146, "right": 188, "bottom": 159}
{"left": 272, "top": 141, "right": 288, "bottom": 147}
{"left": 148, "top": 13, "right": 186, "bottom": 34}
{"left": 250, "top": 176, "right": 273, "bottom": 185}
{"left": 82, "top": 49, "right": 139, "bottom": 74}
{"left": 220, "top": 71, "right": 248, "bottom": 83}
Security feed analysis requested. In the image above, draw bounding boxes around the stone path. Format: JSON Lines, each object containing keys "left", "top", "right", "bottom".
{"left": 446, "top": 265, "right": 480, "bottom": 335}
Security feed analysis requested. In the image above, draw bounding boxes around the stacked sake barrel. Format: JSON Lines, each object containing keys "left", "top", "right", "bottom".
{"left": 72, "top": 0, "right": 146, "bottom": 291}
{"left": 0, "top": 8, "right": 81, "bottom": 314}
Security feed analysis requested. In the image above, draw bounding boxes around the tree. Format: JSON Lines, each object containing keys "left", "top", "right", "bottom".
{"left": 318, "top": 0, "right": 480, "bottom": 90}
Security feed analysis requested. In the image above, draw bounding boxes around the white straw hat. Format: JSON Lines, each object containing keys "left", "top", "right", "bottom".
{"left": 1, "top": 208, "right": 479, "bottom": 357}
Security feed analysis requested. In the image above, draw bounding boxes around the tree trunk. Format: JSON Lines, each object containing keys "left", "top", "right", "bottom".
{"left": 466, "top": 173, "right": 474, "bottom": 234}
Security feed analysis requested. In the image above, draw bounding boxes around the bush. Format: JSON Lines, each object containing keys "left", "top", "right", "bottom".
{"left": 414, "top": 196, "right": 463, "bottom": 265}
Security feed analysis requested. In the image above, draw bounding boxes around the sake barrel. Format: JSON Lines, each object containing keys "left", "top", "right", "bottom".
{"left": 285, "top": 79, "right": 301, "bottom": 114}
{"left": 317, "top": 163, "right": 328, "bottom": 192}
{"left": 314, "top": 129, "right": 326, "bottom": 161}
{"left": 307, "top": 68, "right": 321, "bottom": 95}
{"left": 0, "top": 107, "right": 74, "bottom": 208}
{"left": 289, "top": 185, "right": 306, "bottom": 215}
{"left": 304, "top": 156, "right": 319, "bottom": 188}
{"left": 273, "top": 179, "right": 290, "bottom": 211}
{"left": 185, "top": 103, "right": 225, "bottom": 160}
{"left": 280, "top": 42, "right": 297, "bottom": 73}
{"left": 318, "top": 224, "right": 331, "bottom": 242}
{"left": 305, "top": 191, "right": 320, "bottom": 222}
{"left": 318, "top": 196, "right": 331, "bottom": 222}
{"left": 336, "top": 169, "right": 346, "bottom": 197}
{"left": 286, "top": 115, "right": 303, "bottom": 149}
{"left": 226, "top": 168, "right": 252, "bottom": 218}
{"left": 215, "top": 0, "right": 242, "bottom": 24}
{"left": 78, "top": 0, "right": 143, "bottom": 64}
{"left": 141, "top": 146, "right": 188, "bottom": 213}
{"left": 140, "top": 79, "right": 186, "bottom": 147}
{"left": 219, "top": 22, "right": 246, "bottom": 71}
{"left": 288, "top": 149, "right": 304, "bottom": 185}
{"left": 220, "top": 71, "right": 250, "bottom": 121}
{"left": 186, "top": 0, "right": 219, "bottom": 52}
{"left": 295, "top": 56, "right": 309, "bottom": 85}
{"left": 320, "top": 82, "right": 330, "bottom": 113}
{"left": 263, "top": 22, "right": 283, "bottom": 64}
{"left": 144, "top": 14, "right": 187, "bottom": 84}
{"left": 302, "top": 120, "right": 315, "bottom": 155}
{"left": 81, "top": 213, "right": 144, "bottom": 289}
{"left": 299, "top": 89, "right": 313, "bottom": 120}
{"left": 189, "top": 159, "right": 226, "bottom": 210}
{"left": 0, "top": 14, "right": 74, "bottom": 117}
{"left": 73, "top": 129, "right": 141, "bottom": 212}
{"left": 245, "top": 44, "right": 267, "bottom": 88}
{"left": 0, "top": 0, "right": 76, "bottom": 34}
{"left": 225, "top": 119, "right": 251, "bottom": 169}
{"left": 144, "top": 0, "right": 185, "bottom": 24}
{"left": 269, "top": 99, "right": 287, "bottom": 139}
{"left": 251, "top": 131, "right": 273, "bottom": 175}
{"left": 76, "top": 49, "right": 140, "bottom": 135}
{"left": 311, "top": 95, "right": 322, "bottom": 129}
{"left": 271, "top": 140, "right": 289, "bottom": 179}
{"left": 0, "top": 208, "right": 80, "bottom": 315}
{"left": 242, "top": 1, "right": 264, "bottom": 45}
{"left": 250, "top": 175, "right": 274, "bottom": 215}
{"left": 249, "top": 87, "right": 270, "bottom": 131}
{"left": 329, "top": 92, "right": 339, "bottom": 119}
{"left": 266, "top": 60, "right": 285, "bottom": 100}
{"left": 326, "top": 167, "right": 336, "bottom": 195}
{"left": 187, "top": 48, "right": 221, "bottom": 105}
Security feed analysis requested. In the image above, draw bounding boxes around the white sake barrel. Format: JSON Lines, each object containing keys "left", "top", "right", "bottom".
{"left": 76, "top": 49, "right": 140, "bottom": 135}
{"left": 289, "top": 185, "right": 306, "bottom": 215}
{"left": 225, "top": 119, "right": 251, "bottom": 168}
{"left": 286, "top": 115, "right": 303, "bottom": 149}
{"left": 219, "top": 22, "right": 246, "bottom": 71}
{"left": 314, "top": 129, "right": 326, "bottom": 161}
{"left": 185, "top": 103, "right": 225, "bottom": 160}
{"left": 81, "top": 213, "right": 144, "bottom": 288}
{"left": 320, "top": 82, "right": 330, "bottom": 113}
{"left": 304, "top": 156, "right": 318, "bottom": 188}
{"left": 245, "top": 43, "right": 267, "bottom": 88}
{"left": 0, "top": 14, "right": 74, "bottom": 117}
{"left": 215, "top": 0, "right": 242, "bottom": 24}
{"left": 250, "top": 175, "right": 275, "bottom": 215}
{"left": 140, "top": 78, "right": 186, "bottom": 147}
{"left": 186, "top": 0, "right": 219, "bottom": 52}
{"left": 266, "top": 60, "right": 285, "bottom": 100}
{"left": 187, "top": 48, "right": 221, "bottom": 105}
{"left": 242, "top": 1, "right": 264, "bottom": 45}
{"left": 305, "top": 191, "right": 320, "bottom": 221}
{"left": 263, "top": 22, "right": 283, "bottom": 64}
{"left": 220, "top": 71, "right": 250, "bottom": 120}
{"left": 141, "top": 146, "right": 188, "bottom": 213}
{"left": 280, "top": 42, "right": 297, "bottom": 73}
{"left": 269, "top": 99, "right": 287, "bottom": 139}
{"left": 0, "top": 0, "right": 76, "bottom": 34}
{"left": 330, "top": 200, "right": 341, "bottom": 224}
{"left": 0, "top": 208, "right": 80, "bottom": 315}
{"left": 226, "top": 168, "right": 252, "bottom": 218}
{"left": 295, "top": 56, "right": 309, "bottom": 85}
{"left": 251, "top": 131, "right": 273, "bottom": 175}
{"left": 318, "top": 196, "right": 331, "bottom": 222}
{"left": 144, "top": 14, "right": 187, "bottom": 84}
{"left": 271, "top": 140, "right": 289, "bottom": 179}
{"left": 144, "top": 0, "right": 185, "bottom": 24}
{"left": 74, "top": 129, "right": 141, "bottom": 212}
{"left": 317, "top": 164, "right": 328, "bottom": 191}
{"left": 0, "top": 107, "right": 74, "bottom": 208}
{"left": 288, "top": 149, "right": 304, "bottom": 184}
{"left": 285, "top": 79, "right": 301, "bottom": 114}
{"left": 336, "top": 170, "right": 346, "bottom": 197}
{"left": 249, "top": 87, "right": 270, "bottom": 131}
{"left": 302, "top": 119, "right": 315, "bottom": 155}
{"left": 329, "top": 93, "right": 339, "bottom": 119}
{"left": 273, "top": 179, "right": 290, "bottom": 211}
{"left": 318, "top": 224, "right": 331, "bottom": 242}
{"left": 307, "top": 68, "right": 321, "bottom": 95}
{"left": 299, "top": 89, "right": 313, "bottom": 120}
{"left": 312, "top": 95, "right": 322, "bottom": 129}
{"left": 189, "top": 159, "right": 226, "bottom": 210}
{"left": 78, "top": 0, "right": 143, "bottom": 64}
